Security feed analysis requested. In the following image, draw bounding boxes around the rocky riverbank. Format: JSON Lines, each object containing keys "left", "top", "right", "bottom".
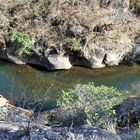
{"left": 0, "top": 0, "right": 140, "bottom": 70}
{"left": 0, "top": 95, "right": 120, "bottom": 140}
{"left": 1, "top": 94, "right": 140, "bottom": 140}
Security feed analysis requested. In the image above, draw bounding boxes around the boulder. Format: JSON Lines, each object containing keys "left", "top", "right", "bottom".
{"left": 34, "top": 108, "right": 86, "bottom": 127}
{"left": 46, "top": 54, "right": 72, "bottom": 70}
{"left": 123, "top": 36, "right": 140, "bottom": 65}
{"left": 82, "top": 47, "right": 106, "bottom": 68}
{"left": 113, "top": 96, "right": 140, "bottom": 127}
{"left": 104, "top": 52, "right": 122, "bottom": 66}
{"left": 0, "top": 95, "right": 33, "bottom": 122}
{"left": 44, "top": 47, "right": 72, "bottom": 70}
{"left": 0, "top": 122, "right": 121, "bottom": 140}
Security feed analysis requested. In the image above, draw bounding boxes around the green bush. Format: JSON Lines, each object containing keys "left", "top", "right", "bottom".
{"left": 57, "top": 83, "right": 127, "bottom": 127}
{"left": 67, "top": 38, "right": 80, "bottom": 51}
{"left": 10, "top": 31, "right": 32, "bottom": 55}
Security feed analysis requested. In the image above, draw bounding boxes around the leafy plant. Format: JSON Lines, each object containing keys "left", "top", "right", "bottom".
{"left": 57, "top": 83, "right": 127, "bottom": 127}
{"left": 131, "top": 121, "right": 140, "bottom": 140}
{"left": 57, "top": 89, "right": 77, "bottom": 107}
{"left": 10, "top": 30, "right": 32, "bottom": 55}
{"left": 67, "top": 38, "right": 80, "bottom": 51}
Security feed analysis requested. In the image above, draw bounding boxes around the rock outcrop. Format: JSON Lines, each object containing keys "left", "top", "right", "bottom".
{"left": 0, "top": 0, "right": 140, "bottom": 70}
{"left": 1, "top": 95, "right": 140, "bottom": 139}
{"left": 0, "top": 95, "right": 121, "bottom": 140}
{"left": 113, "top": 96, "right": 140, "bottom": 128}
{"left": 0, "top": 123, "right": 121, "bottom": 140}
{"left": 0, "top": 95, "right": 33, "bottom": 122}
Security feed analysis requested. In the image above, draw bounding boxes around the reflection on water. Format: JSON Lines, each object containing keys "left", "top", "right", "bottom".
{"left": 0, "top": 60, "right": 140, "bottom": 110}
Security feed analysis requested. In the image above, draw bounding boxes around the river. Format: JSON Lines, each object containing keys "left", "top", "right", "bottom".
{"left": 0, "top": 60, "right": 140, "bottom": 110}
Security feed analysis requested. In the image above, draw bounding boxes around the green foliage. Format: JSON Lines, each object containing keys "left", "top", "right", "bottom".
{"left": 131, "top": 121, "right": 140, "bottom": 140}
{"left": 57, "top": 89, "right": 77, "bottom": 107}
{"left": 57, "top": 83, "right": 126, "bottom": 127}
{"left": 67, "top": 38, "right": 80, "bottom": 51}
{"left": 10, "top": 31, "right": 32, "bottom": 55}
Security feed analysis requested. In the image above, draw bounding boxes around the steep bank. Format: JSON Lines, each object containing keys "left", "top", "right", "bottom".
{"left": 0, "top": 0, "right": 140, "bottom": 70}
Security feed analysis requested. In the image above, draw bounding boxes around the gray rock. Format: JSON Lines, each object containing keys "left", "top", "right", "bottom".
{"left": 43, "top": 47, "right": 72, "bottom": 70}
{"left": 34, "top": 108, "right": 86, "bottom": 127}
{"left": 29, "top": 126, "right": 121, "bottom": 140}
{"left": 46, "top": 54, "right": 72, "bottom": 70}
{"left": 0, "top": 37, "right": 7, "bottom": 60}
{"left": 82, "top": 47, "right": 106, "bottom": 68}
{"left": 0, "top": 123, "right": 121, "bottom": 140}
{"left": 0, "top": 95, "right": 33, "bottom": 122}
{"left": 104, "top": 52, "right": 122, "bottom": 66}
{"left": 113, "top": 96, "right": 140, "bottom": 127}
{"left": 0, "top": 95, "right": 121, "bottom": 140}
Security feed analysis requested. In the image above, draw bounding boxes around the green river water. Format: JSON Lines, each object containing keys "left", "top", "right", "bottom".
{"left": 0, "top": 60, "right": 140, "bottom": 110}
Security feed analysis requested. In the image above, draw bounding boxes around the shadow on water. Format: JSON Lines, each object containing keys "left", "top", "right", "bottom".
{"left": 0, "top": 61, "right": 140, "bottom": 111}
{"left": 29, "top": 64, "right": 67, "bottom": 73}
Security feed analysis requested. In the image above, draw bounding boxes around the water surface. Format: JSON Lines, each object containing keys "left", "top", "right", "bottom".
{"left": 0, "top": 61, "right": 140, "bottom": 110}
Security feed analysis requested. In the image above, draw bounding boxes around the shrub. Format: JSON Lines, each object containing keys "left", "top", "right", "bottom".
{"left": 67, "top": 38, "right": 80, "bottom": 51}
{"left": 9, "top": 31, "right": 32, "bottom": 55}
{"left": 57, "top": 83, "right": 127, "bottom": 127}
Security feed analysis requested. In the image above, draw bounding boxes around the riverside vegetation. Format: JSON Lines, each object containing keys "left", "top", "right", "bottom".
{"left": 1, "top": 0, "right": 140, "bottom": 139}
{"left": 1, "top": 82, "right": 140, "bottom": 139}
{"left": 55, "top": 82, "right": 140, "bottom": 139}
{"left": 9, "top": 30, "right": 32, "bottom": 55}
{"left": 57, "top": 83, "right": 129, "bottom": 128}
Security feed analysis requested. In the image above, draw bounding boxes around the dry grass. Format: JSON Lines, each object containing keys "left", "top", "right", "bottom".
{"left": 0, "top": 0, "right": 140, "bottom": 54}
